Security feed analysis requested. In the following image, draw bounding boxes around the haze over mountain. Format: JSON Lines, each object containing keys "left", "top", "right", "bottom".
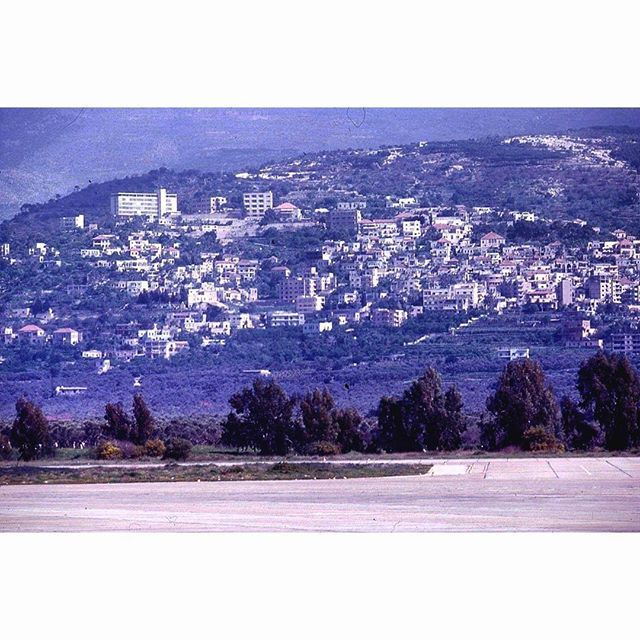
{"left": 2, "top": 107, "right": 640, "bottom": 220}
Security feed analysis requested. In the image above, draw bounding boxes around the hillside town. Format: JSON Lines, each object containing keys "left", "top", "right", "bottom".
{"left": 2, "top": 132, "right": 640, "bottom": 416}
{"left": 3, "top": 184, "right": 640, "bottom": 363}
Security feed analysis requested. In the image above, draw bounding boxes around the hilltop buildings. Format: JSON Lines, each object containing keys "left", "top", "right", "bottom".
{"left": 5, "top": 134, "right": 640, "bottom": 375}
{"left": 111, "top": 188, "right": 179, "bottom": 220}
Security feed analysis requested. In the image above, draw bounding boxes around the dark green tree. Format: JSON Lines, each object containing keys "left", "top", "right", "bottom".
{"left": 103, "top": 402, "right": 134, "bottom": 442}
{"left": 560, "top": 395, "right": 600, "bottom": 450}
{"left": 163, "top": 437, "right": 192, "bottom": 461}
{"left": 440, "top": 385, "right": 467, "bottom": 451}
{"left": 486, "top": 359, "right": 560, "bottom": 449}
{"left": 0, "top": 433, "right": 13, "bottom": 460}
{"left": 132, "top": 394, "right": 155, "bottom": 445}
{"left": 220, "top": 411, "right": 252, "bottom": 451}
{"left": 402, "top": 367, "right": 445, "bottom": 450}
{"left": 576, "top": 351, "right": 640, "bottom": 451}
{"left": 9, "top": 398, "right": 52, "bottom": 461}
{"left": 377, "top": 368, "right": 467, "bottom": 452}
{"left": 333, "top": 406, "right": 366, "bottom": 453}
{"left": 223, "top": 378, "right": 297, "bottom": 455}
{"left": 377, "top": 395, "right": 409, "bottom": 452}
{"left": 299, "top": 388, "right": 338, "bottom": 445}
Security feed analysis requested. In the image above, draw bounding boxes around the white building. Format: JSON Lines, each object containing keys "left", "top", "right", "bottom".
{"left": 268, "top": 311, "right": 304, "bottom": 327}
{"left": 497, "top": 346, "right": 530, "bottom": 361}
{"left": 243, "top": 191, "right": 273, "bottom": 217}
{"left": 82, "top": 349, "right": 103, "bottom": 359}
{"left": 210, "top": 196, "right": 228, "bottom": 213}
{"left": 296, "top": 296, "right": 325, "bottom": 314}
{"left": 55, "top": 386, "right": 88, "bottom": 396}
{"left": 110, "top": 188, "right": 179, "bottom": 220}
{"left": 303, "top": 319, "right": 333, "bottom": 334}
{"left": 61, "top": 214, "right": 85, "bottom": 230}
{"left": 338, "top": 201, "right": 366, "bottom": 211}
{"left": 273, "top": 202, "right": 302, "bottom": 221}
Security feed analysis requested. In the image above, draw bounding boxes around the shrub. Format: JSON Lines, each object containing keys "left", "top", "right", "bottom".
{"left": 163, "top": 437, "right": 192, "bottom": 461}
{"left": 522, "top": 427, "right": 565, "bottom": 453}
{"left": 306, "top": 440, "right": 341, "bottom": 456}
{"left": 0, "top": 434, "right": 13, "bottom": 460}
{"left": 119, "top": 441, "right": 146, "bottom": 459}
{"left": 271, "top": 462, "right": 294, "bottom": 473}
{"left": 96, "top": 440, "right": 123, "bottom": 460}
{"left": 144, "top": 438, "right": 166, "bottom": 458}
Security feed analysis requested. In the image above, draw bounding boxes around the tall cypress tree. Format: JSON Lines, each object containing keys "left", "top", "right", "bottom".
{"left": 132, "top": 394, "right": 155, "bottom": 445}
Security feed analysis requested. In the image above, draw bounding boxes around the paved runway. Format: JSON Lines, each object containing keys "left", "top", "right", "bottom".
{"left": 1, "top": 457, "right": 639, "bottom": 532}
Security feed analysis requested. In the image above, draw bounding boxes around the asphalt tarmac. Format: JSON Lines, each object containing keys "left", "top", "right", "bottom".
{"left": 1, "top": 457, "right": 638, "bottom": 532}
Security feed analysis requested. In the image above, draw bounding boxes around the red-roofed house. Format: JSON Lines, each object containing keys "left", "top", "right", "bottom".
{"left": 480, "top": 231, "right": 506, "bottom": 249}
{"left": 18, "top": 324, "right": 46, "bottom": 345}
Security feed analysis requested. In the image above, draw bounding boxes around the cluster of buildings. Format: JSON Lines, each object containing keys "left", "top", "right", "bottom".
{"left": 5, "top": 177, "right": 640, "bottom": 370}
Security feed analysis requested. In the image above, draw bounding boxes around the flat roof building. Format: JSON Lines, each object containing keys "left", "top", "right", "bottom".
{"left": 243, "top": 191, "right": 273, "bottom": 217}
{"left": 110, "top": 188, "right": 179, "bottom": 220}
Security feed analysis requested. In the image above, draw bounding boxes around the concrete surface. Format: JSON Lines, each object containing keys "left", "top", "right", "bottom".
{"left": 1, "top": 457, "right": 639, "bottom": 532}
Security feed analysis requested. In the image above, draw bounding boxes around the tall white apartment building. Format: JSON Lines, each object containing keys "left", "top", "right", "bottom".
{"left": 243, "top": 191, "right": 273, "bottom": 217}
{"left": 210, "top": 196, "right": 228, "bottom": 213}
{"left": 110, "top": 188, "right": 179, "bottom": 220}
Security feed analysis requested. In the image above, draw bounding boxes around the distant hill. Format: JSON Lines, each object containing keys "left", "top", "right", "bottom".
{"left": 3, "top": 108, "right": 640, "bottom": 220}
{"left": 3, "top": 125, "right": 640, "bottom": 244}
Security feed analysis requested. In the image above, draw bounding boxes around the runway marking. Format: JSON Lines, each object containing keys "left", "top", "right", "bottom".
{"left": 546, "top": 460, "right": 559, "bottom": 478}
{"left": 605, "top": 460, "right": 633, "bottom": 478}
{"left": 483, "top": 462, "right": 490, "bottom": 479}
{"left": 579, "top": 465, "right": 592, "bottom": 475}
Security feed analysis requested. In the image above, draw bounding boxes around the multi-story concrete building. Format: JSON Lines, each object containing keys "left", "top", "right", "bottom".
{"left": 371, "top": 308, "right": 408, "bottom": 327}
{"left": 328, "top": 209, "right": 362, "bottom": 236}
{"left": 296, "top": 295, "right": 324, "bottom": 314}
{"left": 243, "top": 191, "right": 273, "bottom": 217}
{"left": 359, "top": 219, "right": 399, "bottom": 239}
{"left": 610, "top": 333, "right": 640, "bottom": 355}
{"left": 337, "top": 200, "right": 366, "bottom": 211}
{"left": 110, "top": 188, "right": 179, "bottom": 219}
{"left": 268, "top": 311, "right": 304, "bottom": 327}
{"left": 556, "top": 279, "right": 574, "bottom": 307}
{"left": 210, "top": 196, "right": 228, "bottom": 213}
{"left": 303, "top": 319, "right": 333, "bottom": 334}
{"left": 586, "top": 275, "right": 622, "bottom": 304}
{"left": 61, "top": 214, "right": 85, "bottom": 230}
{"left": 497, "top": 346, "right": 530, "bottom": 361}
{"left": 277, "top": 276, "right": 317, "bottom": 303}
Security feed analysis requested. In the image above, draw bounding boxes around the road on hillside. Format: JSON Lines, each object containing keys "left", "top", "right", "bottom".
{"left": 1, "top": 457, "right": 638, "bottom": 532}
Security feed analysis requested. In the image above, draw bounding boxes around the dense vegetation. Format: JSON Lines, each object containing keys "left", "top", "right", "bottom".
{"left": 2, "top": 351, "right": 639, "bottom": 463}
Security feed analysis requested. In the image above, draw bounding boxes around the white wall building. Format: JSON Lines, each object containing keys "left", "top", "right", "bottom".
{"left": 111, "top": 188, "right": 179, "bottom": 219}
{"left": 61, "top": 214, "right": 85, "bottom": 230}
{"left": 243, "top": 191, "right": 273, "bottom": 217}
{"left": 210, "top": 196, "right": 228, "bottom": 213}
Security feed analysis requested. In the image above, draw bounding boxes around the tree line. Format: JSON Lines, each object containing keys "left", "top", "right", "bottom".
{"left": 0, "top": 394, "right": 192, "bottom": 462}
{"left": 2, "top": 350, "right": 640, "bottom": 462}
